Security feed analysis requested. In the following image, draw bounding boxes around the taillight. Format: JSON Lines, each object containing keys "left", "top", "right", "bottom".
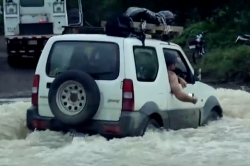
{"left": 32, "top": 120, "right": 47, "bottom": 130}
{"left": 39, "top": 19, "right": 47, "bottom": 23}
{"left": 32, "top": 75, "right": 40, "bottom": 106}
{"left": 122, "top": 79, "right": 134, "bottom": 111}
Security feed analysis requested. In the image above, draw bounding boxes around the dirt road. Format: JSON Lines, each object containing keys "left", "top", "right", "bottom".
{"left": 0, "top": 36, "right": 36, "bottom": 98}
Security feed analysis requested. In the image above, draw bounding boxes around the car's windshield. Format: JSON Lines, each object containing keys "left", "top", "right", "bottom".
{"left": 46, "top": 41, "right": 120, "bottom": 80}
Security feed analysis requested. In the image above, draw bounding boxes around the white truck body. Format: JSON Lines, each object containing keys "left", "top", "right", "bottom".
{"left": 4, "top": 0, "right": 68, "bottom": 37}
{"left": 3, "top": 0, "right": 82, "bottom": 62}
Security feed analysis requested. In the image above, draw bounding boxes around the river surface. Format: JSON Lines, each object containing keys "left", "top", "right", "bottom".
{"left": 0, "top": 88, "right": 250, "bottom": 166}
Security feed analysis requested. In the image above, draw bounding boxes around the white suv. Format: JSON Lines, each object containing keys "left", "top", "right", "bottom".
{"left": 26, "top": 33, "right": 223, "bottom": 138}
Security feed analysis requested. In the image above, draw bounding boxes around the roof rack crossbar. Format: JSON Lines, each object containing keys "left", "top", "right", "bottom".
{"left": 62, "top": 26, "right": 105, "bottom": 34}
{"left": 101, "top": 21, "right": 183, "bottom": 35}
{"left": 62, "top": 20, "right": 183, "bottom": 43}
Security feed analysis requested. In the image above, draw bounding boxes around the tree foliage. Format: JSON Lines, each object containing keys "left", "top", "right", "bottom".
{"left": 0, "top": 0, "right": 247, "bottom": 29}
{"left": 0, "top": 0, "right": 249, "bottom": 81}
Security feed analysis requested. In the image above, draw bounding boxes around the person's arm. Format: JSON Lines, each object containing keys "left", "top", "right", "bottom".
{"left": 169, "top": 73, "right": 197, "bottom": 103}
{"left": 177, "top": 76, "right": 184, "bottom": 82}
{"left": 177, "top": 76, "right": 187, "bottom": 88}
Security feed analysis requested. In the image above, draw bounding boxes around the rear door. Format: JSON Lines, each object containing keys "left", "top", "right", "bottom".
{"left": 38, "top": 36, "right": 125, "bottom": 121}
{"left": 123, "top": 38, "right": 169, "bottom": 112}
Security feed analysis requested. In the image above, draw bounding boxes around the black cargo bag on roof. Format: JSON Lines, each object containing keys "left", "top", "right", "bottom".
{"left": 105, "top": 15, "right": 134, "bottom": 37}
{"left": 124, "top": 7, "right": 176, "bottom": 26}
{"left": 124, "top": 7, "right": 162, "bottom": 25}
{"left": 157, "top": 10, "right": 176, "bottom": 25}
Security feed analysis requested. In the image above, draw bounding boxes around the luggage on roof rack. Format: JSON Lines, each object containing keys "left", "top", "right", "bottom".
{"left": 102, "top": 15, "right": 183, "bottom": 45}
{"left": 124, "top": 7, "right": 176, "bottom": 26}
{"left": 61, "top": 15, "right": 183, "bottom": 45}
{"left": 124, "top": 7, "right": 162, "bottom": 25}
{"left": 101, "top": 18, "right": 183, "bottom": 36}
{"left": 104, "top": 15, "right": 134, "bottom": 37}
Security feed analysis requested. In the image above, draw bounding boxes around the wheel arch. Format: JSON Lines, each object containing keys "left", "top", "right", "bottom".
{"left": 200, "top": 95, "right": 223, "bottom": 125}
{"left": 149, "top": 113, "right": 164, "bottom": 127}
{"left": 211, "top": 105, "right": 223, "bottom": 117}
{"left": 139, "top": 101, "right": 166, "bottom": 127}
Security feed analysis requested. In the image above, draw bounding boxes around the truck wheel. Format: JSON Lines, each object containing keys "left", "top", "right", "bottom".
{"left": 7, "top": 54, "right": 20, "bottom": 67}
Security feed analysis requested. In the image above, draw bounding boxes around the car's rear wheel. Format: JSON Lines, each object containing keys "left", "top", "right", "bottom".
{"left": 142, "top": 119, "right": 161, "bottom": 136}
{"left": 48, "top": 70, "right": 101, "bottom": 126}
{"left": 56, "top": 80, "right": 87, "bottom": 116}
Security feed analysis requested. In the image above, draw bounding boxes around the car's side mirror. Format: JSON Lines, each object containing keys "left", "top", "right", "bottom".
{"left": 67, "top": 0, "right": 83, "bottom": 26}
{"left": 68, "top": 9, "right": 83, "bottom": 26}
{"left": 195, "top": 68, "right": 202, "bottom": 81}
{"left": 195, "top": 77, "right": 200, "bottom": 81}
{"left": 191, "top": 68, "right": 201, "bottom": 83}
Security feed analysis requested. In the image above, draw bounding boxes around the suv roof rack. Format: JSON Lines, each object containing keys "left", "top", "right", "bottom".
{"left": 101, "top": 21, "right": 183, "bottom": 45}
{"left": 101, "top": 21, "right": 183, "bottom": 35}
{"left": 62, "top": 21, "right": 183, "bottom": 45}
{"left": 62, "top": 25, "right": 105, "bottom": 34}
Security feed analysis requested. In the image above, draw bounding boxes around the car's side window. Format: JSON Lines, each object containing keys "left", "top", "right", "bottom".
{"left": 163, "top": 48, "right": 192, "bottom": 83}
{"left": 133, "top": 46, "right": 159, "bottom": 82}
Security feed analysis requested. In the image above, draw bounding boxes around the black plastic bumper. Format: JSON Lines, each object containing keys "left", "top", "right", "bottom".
{"left": 6, "top": 38, "right": 47, "bottom": 56}
{"left": 26, "top": 106, "right": 149, "bottom": 138}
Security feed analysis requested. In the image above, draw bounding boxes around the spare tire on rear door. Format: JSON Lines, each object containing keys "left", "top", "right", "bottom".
{"left": 48, "top": 70, "right": 100, "bottom": 126}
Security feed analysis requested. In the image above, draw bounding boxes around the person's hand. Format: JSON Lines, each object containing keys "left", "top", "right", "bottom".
{"left": 178, "top": 77, "right": 187, "bottom": 88}
{"left": 192, "top": 97, "right": 198, "bottom": 104}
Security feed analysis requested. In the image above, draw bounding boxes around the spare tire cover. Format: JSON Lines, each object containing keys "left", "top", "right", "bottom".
{"left": 48, "top": 70, "right": 100, "bottom": 126}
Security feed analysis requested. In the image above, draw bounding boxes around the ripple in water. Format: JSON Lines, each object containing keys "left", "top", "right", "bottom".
{"left": 0, "top": 102, "right": 29, "bottom": 140}
{"left": 0, "top": 88, "right": 250, "bottom": 166}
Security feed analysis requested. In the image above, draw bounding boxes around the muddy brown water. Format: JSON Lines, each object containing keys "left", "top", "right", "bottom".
{"left": 0, "top": 89, "right": 250, "bottom": 166}
{"left": 1, "top": 36, "right": 250, "bottom": 166}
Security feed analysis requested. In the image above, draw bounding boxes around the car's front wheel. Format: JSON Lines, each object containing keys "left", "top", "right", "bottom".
{"left": 208, "top": 110, "right": 220, "bottom": 121}
{"left": 204, "top": 108, "right": 222, "bottom": 125}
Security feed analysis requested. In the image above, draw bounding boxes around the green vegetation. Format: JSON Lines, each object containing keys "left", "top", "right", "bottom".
{"left": 201, "top": 46, "right": 250, "bottom": 82}
{"left": 172, "top": 7, "right": 250, "bottom": 82}
{"left": 1, "top": 0, "right": 250, "bottom": 82}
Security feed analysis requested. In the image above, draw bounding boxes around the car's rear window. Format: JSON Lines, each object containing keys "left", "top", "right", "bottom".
{"left": 46, "top": 41, "right": 120, "bottom": 80}
{"left": 20, "top": 0, "right": 44, "bottom": 7}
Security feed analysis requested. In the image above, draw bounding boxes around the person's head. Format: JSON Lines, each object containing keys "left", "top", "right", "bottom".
{"left": 165, "top": 52, "right": 177, "bottom": 71}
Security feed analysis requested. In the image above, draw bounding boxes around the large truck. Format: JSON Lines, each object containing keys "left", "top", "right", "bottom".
{"left": 3, "top": 0, "right": 83, "bottom": 66}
